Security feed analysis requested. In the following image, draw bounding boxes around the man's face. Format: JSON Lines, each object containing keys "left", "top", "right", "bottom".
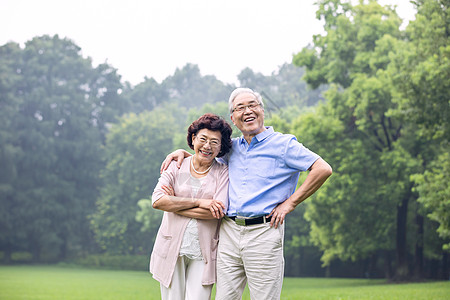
{"left": 230, "top": 92, "right": 265, "bottom": 137}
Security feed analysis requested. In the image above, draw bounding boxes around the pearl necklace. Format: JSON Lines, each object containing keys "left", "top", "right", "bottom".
{"left": 191, "top": 156, "right": 214, "bottom": 175}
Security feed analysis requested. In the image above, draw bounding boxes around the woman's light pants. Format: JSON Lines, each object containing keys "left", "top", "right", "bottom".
{"left": 160, "top": 255, "right": 212, "bottom": 300}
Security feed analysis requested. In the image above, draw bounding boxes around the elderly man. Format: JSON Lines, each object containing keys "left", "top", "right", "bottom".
{"left": 161, "top": 87, "right": 332, "bottom": 300}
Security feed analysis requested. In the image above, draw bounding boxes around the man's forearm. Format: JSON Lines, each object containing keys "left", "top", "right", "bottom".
{"left": 160, "top": 149, "right": 193, "bottom": 173}
{"left": 268, "top": 158, "right": 332, "bottom": 228}
{"left": 289, "top": 158, "right": 332, "bottom": 206}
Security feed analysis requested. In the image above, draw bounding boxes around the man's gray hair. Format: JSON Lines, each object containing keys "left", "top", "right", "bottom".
{"left": 228, "top": 87, "right": 264, "bottom": 114}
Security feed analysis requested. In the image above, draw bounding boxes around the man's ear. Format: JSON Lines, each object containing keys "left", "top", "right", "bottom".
{"left": 230, "top": 114, "right": 236, "bottom": 125}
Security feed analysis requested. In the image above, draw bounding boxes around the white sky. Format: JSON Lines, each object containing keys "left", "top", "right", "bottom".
{"left": 0, "top": 0, "right": 415, "bottom": 86}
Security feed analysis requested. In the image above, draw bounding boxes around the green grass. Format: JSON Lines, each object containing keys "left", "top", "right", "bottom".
{"left": 0, "top": 265, "right": 157, "bottom": 300}
{"left": 0, "top": 265, "right": 449, "bottom": 299}
{"left": 280, "top": 277, "right": 450, "bottom": 300}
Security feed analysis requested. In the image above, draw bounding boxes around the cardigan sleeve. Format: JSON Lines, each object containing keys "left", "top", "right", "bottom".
{"left": 151, "top": 161, "right": 177, "bottom": 204}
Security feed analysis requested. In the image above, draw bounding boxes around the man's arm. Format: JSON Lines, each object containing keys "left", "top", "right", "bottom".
{"left": 160, "top": 149, "right": 192, "bottom": 173}
{"left": 269, "top": 158, "right": 332, "bottom": 228}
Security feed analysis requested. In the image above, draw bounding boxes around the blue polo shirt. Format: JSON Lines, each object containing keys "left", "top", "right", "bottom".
{"left": 219, "top": 127, "right": 320, "bottom": 217}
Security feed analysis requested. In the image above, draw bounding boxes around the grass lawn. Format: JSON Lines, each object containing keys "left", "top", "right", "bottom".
{"left": 0, "top": 265, "right": 449, "bottom": 299}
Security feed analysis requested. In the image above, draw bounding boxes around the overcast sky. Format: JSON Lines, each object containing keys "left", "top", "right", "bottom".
{"left": 1, "top": 0, "right": 416, "bottom": 86}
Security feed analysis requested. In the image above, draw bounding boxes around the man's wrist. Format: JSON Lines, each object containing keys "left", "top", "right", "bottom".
{"left": 184, "top": 150, "right": 192, "bottom": 157}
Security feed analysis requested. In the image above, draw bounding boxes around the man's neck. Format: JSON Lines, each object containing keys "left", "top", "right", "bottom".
{"left": 242, "top": 127, "right": 267, "bottom": 144}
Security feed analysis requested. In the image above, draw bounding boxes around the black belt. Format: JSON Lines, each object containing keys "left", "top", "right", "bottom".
{"left": 228, "top": 215, "right": 271, "bottom": 226}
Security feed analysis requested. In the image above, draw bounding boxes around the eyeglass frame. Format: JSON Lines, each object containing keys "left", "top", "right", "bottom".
{"left": 231, "top": 102, "right": 262, "bottom": 114}
{"left": 194, "top": 135, "right": 221, "bottom": 148}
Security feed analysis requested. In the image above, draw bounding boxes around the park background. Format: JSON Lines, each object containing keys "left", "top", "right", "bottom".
{"left": 0, "top": 0, "right": 449, "bottom": 288}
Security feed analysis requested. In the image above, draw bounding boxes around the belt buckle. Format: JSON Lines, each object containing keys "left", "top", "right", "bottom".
{"left": 235, "top": 217, "right": 246, "bottom": 226}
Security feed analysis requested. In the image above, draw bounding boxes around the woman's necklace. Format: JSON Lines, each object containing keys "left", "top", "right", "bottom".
{"left": 191, "top": 155, "right": 213, "bottom": 175}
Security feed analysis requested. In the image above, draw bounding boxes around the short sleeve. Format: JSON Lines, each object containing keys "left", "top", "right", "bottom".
{"left": 213, "top": 164, "right": 229, "bottom": 212}
{"left": 216, "top": 152, "right": 229, "bottom": 166}
{"left": 284, "top": 137, "right": 320, "bottom": 172}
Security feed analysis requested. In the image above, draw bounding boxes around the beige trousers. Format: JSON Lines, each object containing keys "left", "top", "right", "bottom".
{"left": 160, "top": 255, "right": 213, "bottom": 300}
{"left": 215, "top": 217, "right": 285, "bottom": 300}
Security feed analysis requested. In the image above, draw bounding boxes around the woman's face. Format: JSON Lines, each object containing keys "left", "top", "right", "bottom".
{"left": 192, "top": 128, "right": 222, "bottom": 163}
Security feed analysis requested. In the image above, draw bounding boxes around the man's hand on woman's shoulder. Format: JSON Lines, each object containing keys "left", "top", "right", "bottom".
{"left": 160, "top": 149, "right": 192, "bottom": 173}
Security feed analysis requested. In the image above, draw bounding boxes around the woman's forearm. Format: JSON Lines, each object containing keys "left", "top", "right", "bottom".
{"left": 175, "top": 207, "right": 218, "bottom": 219}
{"left": 152, "top": 195, "right": 197, "bottom": 212}
{"left": 153, "top": 193, "right": 225, "bottom": 219}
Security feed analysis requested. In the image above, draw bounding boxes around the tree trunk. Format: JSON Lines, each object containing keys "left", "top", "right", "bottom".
{"left": 3, "top": 244, "right": 12, "bottom": 264}
{"left": 395, "top": 196, "right": 409, "bottom": 281}
{"left": 384, "top": 250, "right": 393, "bottom": 279}
{"left": 368, "top": 253, "right": 378, "bottom": 278}
{"left": 298, "top": 247, "right": 304, "bottom": 277}
{"left": 30, "top": 234, "right": 41, "bottom": 262}
{"left": 442, "top": 252, "right": 449, "bottom": 280}
{"left": 414, "top": 210, "right": 424, "bottom": 280}
{"left": 325, "top": 263, "right": 331, "bottom": 278}
{"left": 31, "top": 245, "right": 40, "bottom": 262}
{"left": 59, "top": 238, "right": 67, "bottom": 261}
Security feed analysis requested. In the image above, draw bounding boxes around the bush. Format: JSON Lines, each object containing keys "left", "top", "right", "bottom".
{"left": 0, "top": 251, "right": 34, "bottom": 264}
{"left": 65, "top": 254, "right": 150, "bottom": 271}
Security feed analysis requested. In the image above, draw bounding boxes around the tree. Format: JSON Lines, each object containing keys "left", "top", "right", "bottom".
{"left": 388, "top": 0, "right": 449, "bottom": 141}
{"left": 124, "top": 77, "right": 168, "bottom": 113}
{"left": 390, "top": 0, "right": 449, "bottom": 277}
{"left": 414, "top": 152, "right": 450, "bottom": 248}
{"left": 388, "top": 0, "right": 450, "bottom": 259}
{"left": 90, "top": 104, "right": 183, "bottom": 254}
{"left": 293, "top": 0, "right": 432, "bottom": 279}
{"left": 0, "top": 42, "right": 26, "bottom": 262}
{"left": 0, "top": 35, "right": 125, "bottom": 261}
{"left": 161, "top": 63, "right": 234, "bottom": 109}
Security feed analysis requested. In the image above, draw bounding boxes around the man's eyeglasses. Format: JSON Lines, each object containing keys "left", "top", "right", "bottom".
{"left": 232, "top": 102, "right": 261, "bottom": 113}
{"left": 196, "top": 136, "right": 221, "bottom": 148}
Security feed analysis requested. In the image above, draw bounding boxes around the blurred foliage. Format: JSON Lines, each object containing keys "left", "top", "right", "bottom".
{"left": 64, "top": 254, "right": 149, "bottom": 271}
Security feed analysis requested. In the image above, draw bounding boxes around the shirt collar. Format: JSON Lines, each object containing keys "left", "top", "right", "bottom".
{"left": 239, "top": 126, "right": 274, "bottom": 144}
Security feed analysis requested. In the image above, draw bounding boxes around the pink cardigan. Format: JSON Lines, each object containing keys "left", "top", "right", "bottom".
{"left": 150, "top": 157, "right": 229, "bottom": 288}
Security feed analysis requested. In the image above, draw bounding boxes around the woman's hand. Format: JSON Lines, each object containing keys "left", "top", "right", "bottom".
{"left": 197, "top": 199, "right": 225, "bottom": 219}
{"left": 161, "top": 185, "right": 174, "bottom": 196}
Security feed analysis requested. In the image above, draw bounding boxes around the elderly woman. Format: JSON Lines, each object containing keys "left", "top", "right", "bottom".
{"left": 150, "top": 113, "right": 232, "bottom": 300}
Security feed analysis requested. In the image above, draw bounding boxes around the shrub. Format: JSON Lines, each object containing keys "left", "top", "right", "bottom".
{"left": 65, "top": 254, "right": 149, "bottom": 271}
